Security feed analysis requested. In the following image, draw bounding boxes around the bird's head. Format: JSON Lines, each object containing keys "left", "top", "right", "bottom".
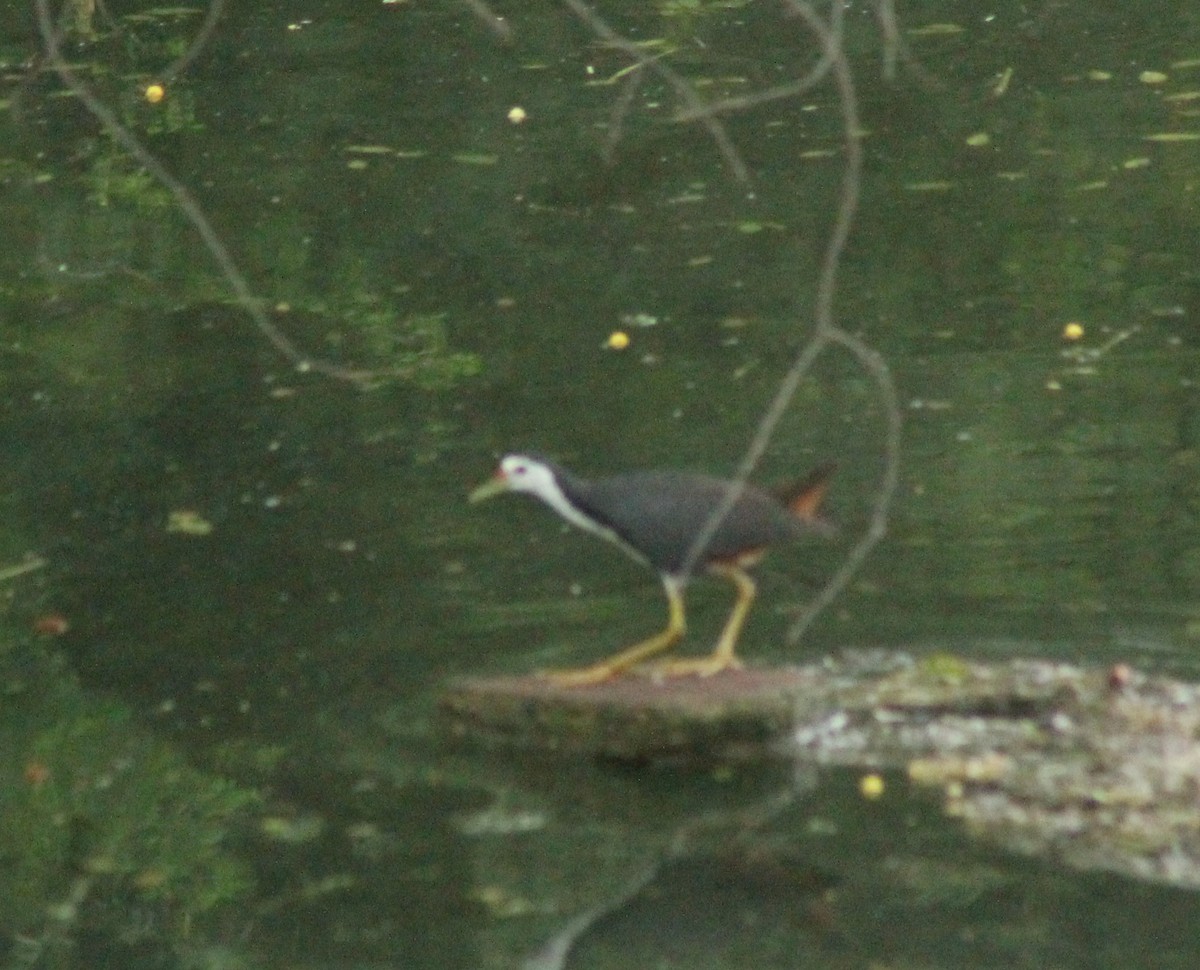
{"left": 468, "top": 453, "right": 560, "bottom": 504}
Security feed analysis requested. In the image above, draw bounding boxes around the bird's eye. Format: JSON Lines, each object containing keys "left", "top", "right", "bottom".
{"left": 512, "top": 464, "right": 527, "bottom": 476}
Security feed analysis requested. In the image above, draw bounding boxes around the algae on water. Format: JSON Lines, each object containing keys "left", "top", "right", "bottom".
{"left": 0, "top": 625, "right": 260, "bottom": 955}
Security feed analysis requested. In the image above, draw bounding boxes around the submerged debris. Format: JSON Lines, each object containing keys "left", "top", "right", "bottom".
{"left": 789, "top": 653, "right": 1200, "bottom": 891}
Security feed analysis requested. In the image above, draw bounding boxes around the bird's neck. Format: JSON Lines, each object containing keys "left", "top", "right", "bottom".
{"left": 536, "top": 469, "right": 646, "bottom": 564}
{"left": 533, "top": 468, "right": 606, "bottom": 535}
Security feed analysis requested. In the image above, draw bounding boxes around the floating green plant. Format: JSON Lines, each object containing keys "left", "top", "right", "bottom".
{"left": 0, "top": 630, "right": 260, "bottom": 948}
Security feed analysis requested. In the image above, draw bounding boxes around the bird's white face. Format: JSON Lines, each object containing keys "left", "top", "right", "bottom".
{"left": 495, "top": 454, "right": 559, "bottom": 498}
{"left": 472, "top": 453, "right": 609, "bottom": 539}
{"left": 469, "top": 453, "right": 646, "bottom": 562}
{"left": 469, "top": 454, "right": 569, "bottom": 509}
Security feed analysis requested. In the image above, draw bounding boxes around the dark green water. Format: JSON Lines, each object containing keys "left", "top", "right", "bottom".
{"left": 1, "top": 0, "right": 1199, "bottom": 967}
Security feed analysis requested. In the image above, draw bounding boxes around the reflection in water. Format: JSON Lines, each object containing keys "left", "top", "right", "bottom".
{"left": 34, "top": 183, "right": 138, "bottom": 283}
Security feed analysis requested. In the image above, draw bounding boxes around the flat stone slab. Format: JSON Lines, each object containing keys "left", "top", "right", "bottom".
{"left": 440, "top": 651, "right": 1200, "bottom": 889}
{"left": 439, "top": 666, "right": 823, "bottom": 763}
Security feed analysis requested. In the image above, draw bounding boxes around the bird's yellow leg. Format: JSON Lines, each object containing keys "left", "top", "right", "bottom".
{"left": 652, "top": 565, "right": 754, "bottom": 678}
{"left": 541, "top": 577, "right": 687, "bottom": 687}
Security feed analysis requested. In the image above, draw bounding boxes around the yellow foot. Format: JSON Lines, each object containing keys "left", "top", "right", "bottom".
{"left": 646, "top": 654, "right": 744, "bottom": 679}
{"left": 537, "top": 663, "right": 621, "bottom": 688}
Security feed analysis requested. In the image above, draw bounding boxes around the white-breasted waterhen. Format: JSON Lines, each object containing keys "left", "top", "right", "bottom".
{"left": 469, "top": 453, "right": 834, "bottom": 686}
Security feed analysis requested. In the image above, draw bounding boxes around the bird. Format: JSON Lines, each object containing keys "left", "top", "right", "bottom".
{"left": 469, "top": 453, "right": 834, "bottom": 686}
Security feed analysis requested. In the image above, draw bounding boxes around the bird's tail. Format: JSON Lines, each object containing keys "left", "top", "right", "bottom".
{"left": 779, "top": 463, "right": 836, "bottom": 535}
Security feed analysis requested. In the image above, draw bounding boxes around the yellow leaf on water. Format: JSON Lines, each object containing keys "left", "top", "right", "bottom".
{"left": 166, "top": 510, "right": 213, "bottom": 536}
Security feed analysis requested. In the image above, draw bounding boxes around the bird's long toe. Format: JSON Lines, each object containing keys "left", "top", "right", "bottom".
{"left": 647, "top": 653, "right": 744, "bottom": 679}
{"left": 538, "top": 663, "right": 620, "bottom": 688}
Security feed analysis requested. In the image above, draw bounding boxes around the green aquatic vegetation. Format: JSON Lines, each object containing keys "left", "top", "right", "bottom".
{"left": 141, "top": 83, "right": 205, "bottom": 137}
{"left": 323, "top": 295, "right": 483, "bottom": 390}
{"left": 655, "top": 0, "right": 752, "bottom": 52}
{"left": 0, "top": 631, "right": 260, "bottom": 950}
{"left": 366, "top": 309, "right": 484, "bottom": 391}
{"left": 84, "top": 148, "right": 173, "bottom": 211}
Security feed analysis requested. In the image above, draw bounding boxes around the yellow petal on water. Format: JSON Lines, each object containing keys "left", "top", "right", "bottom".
{"left": 344, "top": 145, "right": 394, "bottom": 154}
{"left": 965, "top": 132, "right": 991, "bottom": 147}
{"left": 1143, "top": 132, "right": 1200, "bottom": 142}
{"left": 1122, "top": 157, "right": 1152, "bottom": 169}
{"left": 166, "top": 510, "right": 213, "bottom": 536}
{"left": 1164, "top": 91, "right": 1200, "bottom": 101}
{"left": 1139, "top": 70, "right": 1169, "bottom": 85}
{"left": 1086, "top": 70, "right": 1113, "bottom": 81}
{"left": 1171, "top": 57, "right": 1200, "bottom": 70}
{"left": 1074, "top": 180, "right": 1109, "bottom": 191}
